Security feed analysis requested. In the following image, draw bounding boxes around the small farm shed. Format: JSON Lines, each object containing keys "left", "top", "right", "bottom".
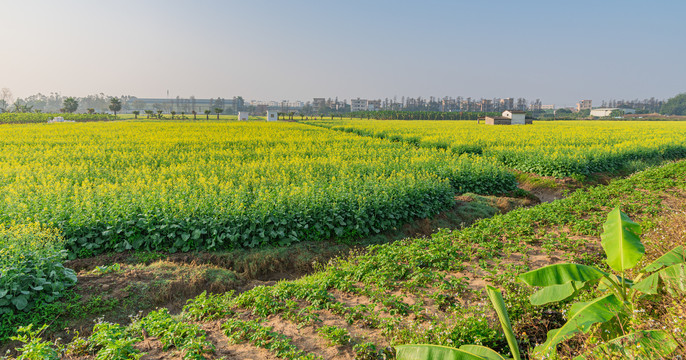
{"left": 485, "top": 110, "right": 532, "bottom": 125}
{"left": 238, "top": 112, "right": 249, "bottom": 121}
{"left": 266, "top": 111, "right": 278, "bottom": 122}
{"left": 502, "top": 110, "right": 526, "bottom": 125}
{"left": 485, "top": 116, "right": 512, "bottom": 125}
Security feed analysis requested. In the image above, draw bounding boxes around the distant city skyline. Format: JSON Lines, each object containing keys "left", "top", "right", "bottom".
{"left": 1, "top": 0, "right": 685, "bottom": 108}
{"left": 7, "top": 91, "right": 665, "bottom": 116}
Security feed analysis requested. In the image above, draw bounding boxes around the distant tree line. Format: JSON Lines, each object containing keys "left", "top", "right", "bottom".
{"left": 599, "top": 97, "right": 664, "bottom": 113}
{"left": 660, "top": 93, "right": 686, "bottom": 116}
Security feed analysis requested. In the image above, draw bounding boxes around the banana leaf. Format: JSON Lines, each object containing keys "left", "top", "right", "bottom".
{"left": 632, "top": 272, "right": 660, "bottom": 294}
{"left": 655, "top": 263, "right": 686, "bottom": 295}
{"left": 634, "top": 263, "right": 686, "bottom": 295}
{"left": 529, "top": 281, "right": 586, "bottom": 305}
{"left": 535, "top": 294, "right": 622, "bottom": 355}
{"left": 519, "top": 263, "right": 607, "bottom": 288}
{"left": 459, "top": 345, "right": 507, "bottom": 360}
{"left": 485, "top": 285, "right": 521, "bottom": 360}
{"left": 643, "top": 245, "right": 686, "bottom": 272}
{"left": 600, "top": 207, "right": 644, "bottom": 273}
{"left": 396, "top": 344, "right": 489, "bottom": 360}
{"left": 572, "top": 330, "right": 677, "bottom": 359}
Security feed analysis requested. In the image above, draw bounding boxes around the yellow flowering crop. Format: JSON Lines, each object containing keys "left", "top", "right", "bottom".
{"left": 308, "top": 120, "right": 686, "bottom": 177}
{"left": 0, "top": 121, "right": 516, "bottom": 255}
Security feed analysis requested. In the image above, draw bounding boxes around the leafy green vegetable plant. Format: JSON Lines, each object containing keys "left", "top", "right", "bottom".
{"left": 0, "top": 224, "right": 77, "bottom": 315}
{"left": 317, "top": 325, "right": 351, "bottom": 346}
{"left": 518, "top": 207, "right": 684, "bottom": 357}
{"left": 10, "top": 324, "right": 59, "bottom": 360}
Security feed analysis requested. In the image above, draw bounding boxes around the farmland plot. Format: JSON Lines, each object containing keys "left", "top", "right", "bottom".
{"left": 0, "top": 121, "right": 516, "bottom": 256}
{"left": 307, "top": 120, "right": 686, "bottom": 177}
{"left": 8, "top": 155, "right": 686, "bottom": 359}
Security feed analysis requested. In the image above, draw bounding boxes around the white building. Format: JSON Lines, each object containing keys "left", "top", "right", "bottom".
{"left": 484, "top": 110, "right": 530, "bottom": 125}
{"left": 590, "top": 108, "right": 618, "bottom": 117}
{"left": 238, "top": 111, "right": 249, "bottom": 121}
{"left": 266, "top": 111, "right": 278, "bottom": 122}
{"left": 350, "top": 98, "right": 368, "bottom": 112}
{"left": 502, "top": 110, "right": 526, "bottom": 125}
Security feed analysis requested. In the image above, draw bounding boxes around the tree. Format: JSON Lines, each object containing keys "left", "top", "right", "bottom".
{"left": 12, "top": 102, "right": 33, "bottom": 113}
{"left": 660, "top": 93, "right": 686, "bottom": 115}
{"left": 0, "top": 88, "right": 13, "bottom": 111}
{"left": 609, "top": 109, "right": 625, "bottom": 118}
{"left": 156, "top": 110, "right": 163, "bottom": 119}
{"left": 145, "top": 110, "right": 153, "bottom": 119}
{"left": 109, "top": 97, "right": 122, "bottom": 116}
{"left": 192, "top": 110, "right": 197, "bottom": 120}
{"left": 132, "top": 110, "right": 140, "bottom": 119}
{"left": 204, "top": 109, "right": 211, "bottom": 120}
{"left": 63, "top": 97, "right": 79, "bottom": 113}
{"left": 170, "top": 111, "right": 176, "bottom": 119}
{"left": 214, "top": 108, "right": 222, "bottom": 120}
{"left": 87, "top": 108, "right": 95, "bottom": 114}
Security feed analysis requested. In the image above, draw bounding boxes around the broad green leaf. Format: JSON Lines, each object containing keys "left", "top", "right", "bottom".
{"left": 529, "top": 281, "right": 585, "bottom": 305}
{"left": 576, "top": 330, "right": 677, "bottom": 359}
{"left": 535, "top": 294, "right": 622, "bottom": 355}
{"left": 0, "top": 289, "right": 7, "bottom": 298}
{"left": 632, "top": 272, "right": 660, "bottom": 294}
{"left": 600, "top": 207, "right": 644, "bottom": 272}
{"left": 656, "top": 263, "right": 686, "bottom": 295}
{"left": 459, "top": 345, "right": 506, "bottom": 360}
{"left": 643, "top": 245, "right": 686, "bottom": 272}
{"left": 485, "top": 286, "right": 521, "bottom": 360}
{"left": 11, "top": 295, "right": 28, "bottom": 311}
{"left": 634, "top": 263, "right": 686, "bottom": 295}
{"left": 396, "top": 344, "right": 487, "bottom": 360}
{"left": 519, "top": 263, "right": 607, "bottom": 287}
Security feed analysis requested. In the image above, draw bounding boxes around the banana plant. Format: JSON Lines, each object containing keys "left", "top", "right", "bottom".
{"left": 518, "top": 206, "right": 684, "bottom": 357}
{"left": 396, "top": 285, "right": 521, "bottom": 360}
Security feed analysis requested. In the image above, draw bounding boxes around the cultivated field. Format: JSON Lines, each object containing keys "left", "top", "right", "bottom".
{"left": 2, "top": 119, "right": 686, "bottom": 359}
{"left": 0, "top": 121, "right": 515, "bottom": 256}
{"left": 307, "top": 120, "right": 686, "bottom": 177}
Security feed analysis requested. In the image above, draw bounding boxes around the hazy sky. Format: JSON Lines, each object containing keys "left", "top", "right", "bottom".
{"left": 2, "top": 0, "right": 684, "bottom": 106}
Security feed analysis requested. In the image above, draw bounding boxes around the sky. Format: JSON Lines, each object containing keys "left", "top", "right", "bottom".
{"left": 1, "top": 0, "right": 685, "bottom": 107}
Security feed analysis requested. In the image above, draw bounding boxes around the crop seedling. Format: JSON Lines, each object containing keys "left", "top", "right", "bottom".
{"left": 317, "top": 325, "right": 351, "bottom": 346}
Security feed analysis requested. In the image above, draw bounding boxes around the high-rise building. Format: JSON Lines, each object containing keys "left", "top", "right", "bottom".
{"left": 576, "top": 99, "right": 592, "bottom": 111}
{"left": 350, "top": 98, "right": 368, "bottom": 112}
